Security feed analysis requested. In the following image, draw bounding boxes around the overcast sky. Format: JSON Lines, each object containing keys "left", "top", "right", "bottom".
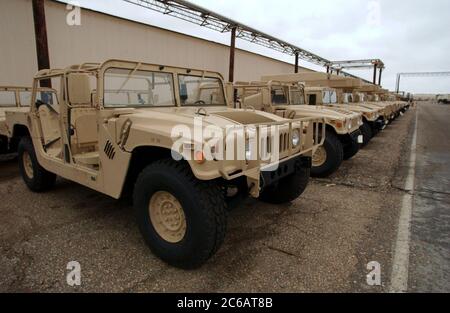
{"left": 60, "top": 0, "right": 450, "bottom": 94}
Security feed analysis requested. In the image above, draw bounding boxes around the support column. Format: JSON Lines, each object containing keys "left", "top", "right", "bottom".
{"left": 378, "top": 67, "right": 383, "bottom": 86}
{"left": 395, "top": 74, "right": 401, "bottom": 93}
{"left": 373, "top": 64, "right": 377, "bottom": 85}
{"left": 228, "top": 26, "right": 237, "bottom": 83}
{"left": 32, "top": 0, "right": 51, "bottom": 87}
{"left": 294, "top": 52, "right": 299, "bottom": 73}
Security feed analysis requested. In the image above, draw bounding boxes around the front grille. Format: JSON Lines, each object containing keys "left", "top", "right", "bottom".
{"left": 279, "top": 132, "right": 289, "bottom": 153}
{"left": 104, "top": 140, "right": 116, "bottom": 160}
{"left": 257, "top": 130, "right": 290, "bottom": 160}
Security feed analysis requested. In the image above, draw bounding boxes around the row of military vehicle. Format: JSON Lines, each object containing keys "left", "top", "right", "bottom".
{"left": 0, "top": 60, "right": 411, "bottom": 269}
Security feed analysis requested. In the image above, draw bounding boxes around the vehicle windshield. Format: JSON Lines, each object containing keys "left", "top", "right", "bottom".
{"left": 343, "top": 93, "right": 353, "bottom": 104}
{"left": 104, "top": 68, "right": 175, "bottom": 108}
{"left": 0, "top": 91, "right": 16, "bottom": 107}
{"left": 179, "top": 75, "right": 226, "bottom": 106}
{"left": 322, "top": 90, "right": 338, "bottom": 104}
{"left": 289, "top": 88, "right": 306, "bottom": 105}
{"left": 19, "top": 91, "right": 32, "bottom": 107}
{"left": 271, "top": 86, "right": 289, "bottom": 105}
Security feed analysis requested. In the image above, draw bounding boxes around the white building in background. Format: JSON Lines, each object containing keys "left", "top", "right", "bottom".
{"left": 0, "top": 0, "right": 312, "bottom": 86}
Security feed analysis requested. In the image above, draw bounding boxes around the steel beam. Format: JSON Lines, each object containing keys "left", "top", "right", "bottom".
{"left": 228, "top": 26, "right": 237, "bottom": 82}
{"left": 396, "top": 71, "right": 450, "bottom": 93}
{"left": 373, "top": 64, "right": 377, "bottom": 85}
{"left": 378, "top": 67, "right": 383, "bottom": 86}
{"left": 32, "top": 0, "right": 51, "bottom": 87}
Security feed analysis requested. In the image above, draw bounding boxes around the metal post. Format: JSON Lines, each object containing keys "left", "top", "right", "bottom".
{"left": 32, "top": 0, "right": 51, "bottom": 88}
{"left": 294, "top": 52, "right": 299, "bottom": 73}
{"left": 378, "top": 67, "right": 383, "bottom": 86}
{"left": 228, "top": 26, "right": 237, "bottom": 83}
{"left": 395, "top": 74, "right": 401, "bottom": 93}
{"left": 373, "top": 64, "right": 377, "bottom": 85}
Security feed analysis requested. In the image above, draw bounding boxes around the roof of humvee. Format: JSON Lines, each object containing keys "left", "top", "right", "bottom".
{"left": 261, "top": 73, "right": 363, "bottom": 89}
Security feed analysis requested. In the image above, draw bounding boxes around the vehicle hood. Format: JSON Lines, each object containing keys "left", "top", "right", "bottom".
{"left": 275, "top": 105, "right": 355, "bottom": 120}
{"left": 121, "top": 106, "right": 287, "bottom": 128}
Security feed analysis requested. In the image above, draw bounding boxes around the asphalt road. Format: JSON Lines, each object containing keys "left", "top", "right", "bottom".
{"left": 1, "top": 105, "right": 444, "bottom": 293}
{"left": 408, "top": 101, "right": 450, "bottom": 292}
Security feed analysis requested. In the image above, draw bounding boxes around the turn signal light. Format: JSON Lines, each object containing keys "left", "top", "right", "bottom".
{"left": 194, "top": 151, "right": 206, "bottom": 164}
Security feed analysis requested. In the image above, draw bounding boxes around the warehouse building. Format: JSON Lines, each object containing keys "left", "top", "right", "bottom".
{"left": 0, "top": 0, "right": 312, "bottom": 86}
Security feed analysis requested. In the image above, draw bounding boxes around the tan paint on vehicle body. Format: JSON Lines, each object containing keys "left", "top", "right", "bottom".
{"left": 4, "top": 59, "right": 323, "bottom": 199}
{"left": 261, "top": 74, "right": 382, "bottom": 122}
{"left": 232, "top": 81, "right": 362, "bottom": 136}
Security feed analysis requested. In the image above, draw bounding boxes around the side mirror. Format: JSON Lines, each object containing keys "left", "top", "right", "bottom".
{"left": 180, "top": 83, "right": 188, "bottom": 103}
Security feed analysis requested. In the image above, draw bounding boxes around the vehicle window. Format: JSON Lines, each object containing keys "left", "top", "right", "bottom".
{"left": 322, "top": 91, "right": 331, "bottom": 104}
{"left": 35, "top": 77, "right": 61, "bottom": 112}
{"left": 104, "top": 68, "right": 175, "bottom": 107}
{"left": 344, "top": 93, "right": 353, "bottom": 104}
{"left": 330, "top": 91, "right": 337, "bottom": 103}
{"left": 179, "top": 75, "right": 226, "bottom": 106}
{"left": 308, "top": 94, "right": 317, "bottom": 106}
{"left": 19, "top": 91, "right": 32, "bottom": 107}
{"left": 271, "top": 86, "right": 288, "bottom": 105}
{"left": 0, "top": 91, "right": 16, "bottom": 107}
{"left": 289, "top": 89, "right": 305, "bottom": 105}
{"left": 36, "top": 91, "right": 57, "bottom": 104}
{"left": 323, "top": 91, "right": 337, "bottom": 104}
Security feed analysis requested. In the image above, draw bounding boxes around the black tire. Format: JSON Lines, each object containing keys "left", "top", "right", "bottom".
{"left": 133, "top": 159, "right": 227, "bottom": 269}
{"left": 311, "top": 130, "right": 344, "bottom": 178}
{"left": 18, "top": 137, "right": 56, "bottom": 192}
{"left": 0, "top": 135, "right": 8, "bottom": 154}
{"left": 343, "top": 137, "right": 360, "bottom": 160}
{"left": 259, "top": 166, "right": 310, "bottom": 204}
{"left": 370, "top": 122, "right": 380, "bottom": 136}
{"left": 360, "top": 121, "right": 373, "bottom": 147}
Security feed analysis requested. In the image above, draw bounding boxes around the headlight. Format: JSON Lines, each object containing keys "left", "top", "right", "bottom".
{"left": 348, "top": 120, "right": 352, "bottom": 129}
{"left": 292, "top": 129, "right": 300, "bottom": 147}
{"left": 245, "top": 140, "right": 252, "bottom": 161}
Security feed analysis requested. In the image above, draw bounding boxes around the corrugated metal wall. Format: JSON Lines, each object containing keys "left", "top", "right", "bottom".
{"left": 0, "top": 0, "right": 309, "bottom": 86}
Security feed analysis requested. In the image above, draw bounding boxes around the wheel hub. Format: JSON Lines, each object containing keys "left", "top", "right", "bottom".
{"left": 23, "top": 151, "right": 34, "bottom": 179}
{"left": 149, "top": 191, "right": 186, "bottom": 243}
{"left": 312, "top": 146, "right": 327, "bottom": 167}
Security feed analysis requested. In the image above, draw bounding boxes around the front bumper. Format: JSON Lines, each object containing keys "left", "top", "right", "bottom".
{"left": 372, "top": 117, "right": 385, "bottom": 130}
{"left": 260, "top": 155, "right": 311, "bottom": 190}
{"left": 350, "top": 129, "right": 364, "bottom": 145}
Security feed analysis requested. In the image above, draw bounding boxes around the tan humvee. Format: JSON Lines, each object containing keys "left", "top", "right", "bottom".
{"left": 230, "top": 80, "right": 363, "bottom": 178}
{"left": 390, "top": 92, "right": 411, "bottom": 113}
{"left": 0, "top": 87, "right": 35, "bottom": 154}
{"left": 355, "top": 85, "right": 400, "bottom": 121}
{"left": 302, "top": 86, "right": 380, "bottom": 146}
{"left": 3, "top": 59, "right": 324, "bottom": 269}
{"left": 261, "top": 73, "right": 387, "bottom": 142}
